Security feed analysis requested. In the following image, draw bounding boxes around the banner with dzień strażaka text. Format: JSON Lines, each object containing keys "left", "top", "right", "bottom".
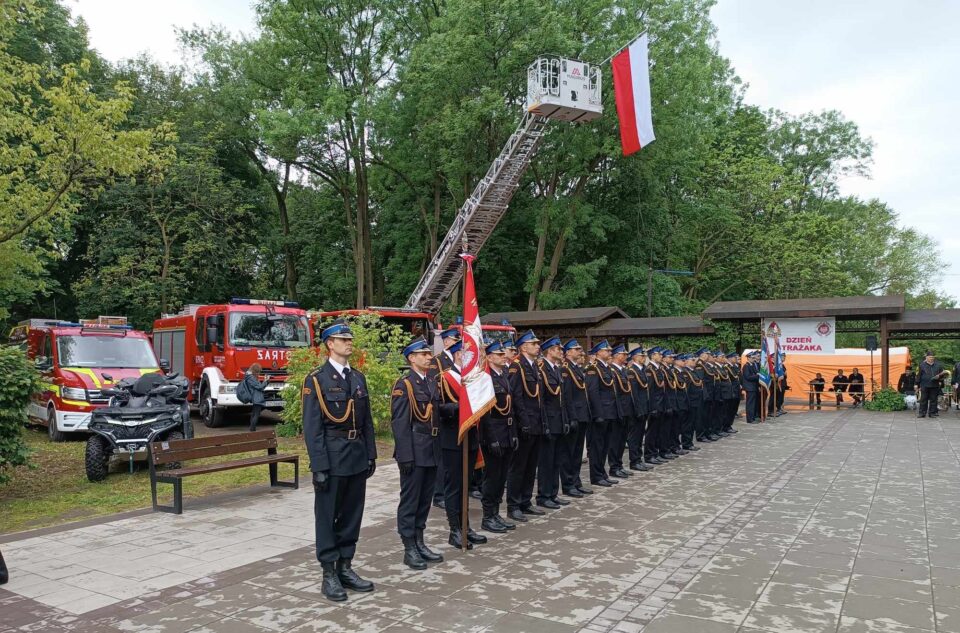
{"left": 761, "top": 318, "right": 836, "bottom": 355}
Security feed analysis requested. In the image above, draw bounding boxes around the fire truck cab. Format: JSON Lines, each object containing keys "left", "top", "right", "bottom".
{"left": 152, "top": 299, "right": 313, "bottom": 428}
{"left": 10, "top": 317, "right": 161, "bottom": 442}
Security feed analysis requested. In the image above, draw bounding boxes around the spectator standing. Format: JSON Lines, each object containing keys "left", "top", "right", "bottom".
{"left": 917, "top": 351, "right": 947, "bottom": 418}
{"left": 241, "top": 363, "right": 268, "bottom": 432}
{"left": 848, "top": 368, "right": 865, "bottom": 407}
{"left": 832, "top": 369, "right": 848, "bottom": 404}
{"left": 809, "top": 373, "right": 825, "bottom": 408}
{"left": 0, "top": 548, "right": 7, "bottom": 584}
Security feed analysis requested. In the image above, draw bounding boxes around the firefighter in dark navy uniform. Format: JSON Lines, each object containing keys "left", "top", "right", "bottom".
{"left": 479, "top": 340, "right": 519, "bottom": 533}
{"left": 560, "top": 339, "right": 593, "bottom": 496}
{"left": 506, "top": 329, "right": 546, "bottom": 522}
{"left": 536, "top": 336, "right": 572, "bottom": 509}
{"left": 430, "top": 328, "right": 461, "bottom": 510}
{"left": 391, "top": 337, "right": 449, "bottom": 569}
{"left": 608, "top": 344, "right": 635, "bottom": 479}
{"left": 626, "top": 347, "right": 653, "bottom": 471}
{"left": 585, "top": 340, "right": 619, "bottom": 487}
{"left": 302, "top": 321, "right": 377, "bottom": 602}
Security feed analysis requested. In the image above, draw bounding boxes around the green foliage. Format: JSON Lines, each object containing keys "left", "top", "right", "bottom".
{"left": 278, "top": 314, "right": 407, "bottom": 436}
{"left": 864, "top": 387, "right": 907, "bottom": 412}
{"left": 0, "top": 346, "right": 41, "bottom": 483}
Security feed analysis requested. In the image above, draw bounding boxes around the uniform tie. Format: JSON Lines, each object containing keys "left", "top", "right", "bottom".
{"left": 342, "top": 367, "right": 351, "bottom": 381}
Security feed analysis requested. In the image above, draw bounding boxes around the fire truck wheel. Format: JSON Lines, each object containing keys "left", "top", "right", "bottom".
{"left": 199, "top": 384, "right": 225, "bottom": 428}
{"left": 85, "top": 435, "right": 111, "bottom": 482}
{"left": 47, "top": 407, "right": 67, "bottom": 443}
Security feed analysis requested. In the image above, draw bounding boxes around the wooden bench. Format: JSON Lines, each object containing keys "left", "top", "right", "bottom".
{"left": 148, "top": 430, "right": 299, "bottom": 514}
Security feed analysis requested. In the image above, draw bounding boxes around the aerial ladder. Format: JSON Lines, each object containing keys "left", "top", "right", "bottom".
{"left": 403, "top": 56, "right": 603, "bottom": 315}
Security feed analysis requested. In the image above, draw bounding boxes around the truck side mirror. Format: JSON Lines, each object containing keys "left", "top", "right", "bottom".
{"left": 206, "top": 327, "right": 219, "bottom": 351}
{"left": 159, "top": 358, "right": 170, "bottom": 372}
{"left": 35, "top": 357, "right": 50, "bottom": 371}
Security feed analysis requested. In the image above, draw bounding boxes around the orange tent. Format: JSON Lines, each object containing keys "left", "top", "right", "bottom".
{"left": 742, "top": 347, "right": 911, "bottom": 397}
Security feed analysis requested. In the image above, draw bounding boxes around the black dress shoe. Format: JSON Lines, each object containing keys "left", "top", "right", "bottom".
{"left": 448, "top": 528, "right": 473, "bottom": 550}
{"left": 469, "top": 489, "right": 483, "bottom": 500}
{"left": 522, "top": 506, "right": 546, "bottom": 516}
{"left": 508, "top": 509, "right": 529, "bottom": 522}
{"left": 432, "top": 499, "right": 445, "bottom": 510}
{"left": 576, "top": 486, "right": 594, "bottom": 495}
{"left": 481, "top": 517, "right": 507, "bottom": 533}
{"left": 563, "top": 488, "right": 584, "bottom": 498}
{"left": 727, "top": 428, "right": 739, "bottom": 433}
{"left": 592, "top": 479, "right": 612, "bottom": 487}
{"left": 337, "top": 559, "right": 374, "bottom": 592}
{"left": 685, "top": 446, "right": 700, "bottom": 451}
{"left": 402, "top": 537, "right": 428, "bottom": 570}
{"left": 320, "top": 562, "right": 348, "bottom": 601}
{"left": 604, "top": 478, "right": 619, "bottom": 485}
{"left": 494, "top": 514, "right": 516, "bottom": 530}
{"left": 537, "top": 499, "right": 561, "bottom": 510}
{"left": 660, "top": 453, "right": 676, "bottom": 460}
{"left": 466, "top": 528, "right": 487, "bottom": 544}
{"left": 415, "top": 530, "right": 444, "bottom": 563}
{"left": 613, "top": 468, "right": 631, "bottom": 478}
{"left": 676, "top": 448, "right": 689, "bottom": 455}
{"left": 552, "top": 497, "right": 571, "bottom": 506}
{"left": 648, "top": 456, "right": 665, "bottom": 464}
{"left": 631, "top": 462, "right": 653, "bottom": 471}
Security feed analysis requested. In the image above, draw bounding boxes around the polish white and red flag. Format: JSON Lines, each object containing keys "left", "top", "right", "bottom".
{"left": 611, "top": 33, "right": 655, "bottom": 156}
{"left": 456, "top": 253, "right": 495, "bottom": 444}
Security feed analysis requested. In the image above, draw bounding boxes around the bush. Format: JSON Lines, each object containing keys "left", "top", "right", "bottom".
{"left": 0, "top": 346, "right": 40, "bottom": 483}
{"left": 864, "top": 387, "right": 906, "bottom": 412}
{"left": 278, "top": 313, "right": 407, "bottom": 436}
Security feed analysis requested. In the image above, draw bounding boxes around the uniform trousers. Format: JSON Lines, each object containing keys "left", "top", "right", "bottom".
{"left": 397, "top": 465, "right": 436, "bottom": 540}
{"left": 627, "top": 414, "right": 646, "bottom": 465}
{"left": 536, "top": 434, "right": 562, "bottom": 503}
{"left": 481, "top": 448, "right": 513, "bottom": 517}
{"left": 315, "top": 473, "right": 366, "bottom": 563}
{"left": 745, "top": 390, "right": 759, "bottom": 422}
{"left": 607, "top": 417, "right": 630, "bottom": 472}
{"left": 587, "top": 420, "right": 611, "bottom": 484}
{"left": 442, "top": 447, "right": 477, "bottom": 529}
{"left": 433, "top": 457, "right": 445, "bottom": 502}
{"left": 680, "top": 406, "right": 696, "bottom": 448}
{"left": 560, "top": 422, "right": 587, "bottom": 492}
{"left": 644, "top": 414, "right": 659, "bottom": 459}
{"left": 507, "top": 432, "right": 541, "bottom": 511}
{"left": 658, "top": 411, "right": 675, "bottom": 455}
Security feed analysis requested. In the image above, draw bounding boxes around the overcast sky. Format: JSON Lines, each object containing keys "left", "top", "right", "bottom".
{"left": 69, "top": 0, "right": 958, "bottom": 301}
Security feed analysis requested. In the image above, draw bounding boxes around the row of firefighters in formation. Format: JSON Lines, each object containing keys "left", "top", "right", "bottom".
{"left": 300, "top": 322, "right": 754, "bottom": 603}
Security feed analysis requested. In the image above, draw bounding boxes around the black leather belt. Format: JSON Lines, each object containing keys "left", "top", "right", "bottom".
{"left": 488, "top": 416, "right": 513, "bottom": 425}
{"left": 327, "top": 428, "right": 360, "bottom": 440}
{"left": 413, "top": 424, "right": 439, "bottom": 436}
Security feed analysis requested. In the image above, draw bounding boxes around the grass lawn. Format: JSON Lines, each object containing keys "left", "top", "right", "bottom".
{"left": 0, "top": 426, "right": 394, "bottom": 535}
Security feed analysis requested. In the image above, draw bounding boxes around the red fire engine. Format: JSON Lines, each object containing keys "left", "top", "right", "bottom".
{"left": 152, "top": 298, "right": 313, "bottom": 428}
{"left": 10, "top": 317, "right": 161, "bottom": 441}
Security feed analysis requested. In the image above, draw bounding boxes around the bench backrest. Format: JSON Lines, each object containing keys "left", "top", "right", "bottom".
{"left": 151, "top": 430, "right": 278, "bottom": 466}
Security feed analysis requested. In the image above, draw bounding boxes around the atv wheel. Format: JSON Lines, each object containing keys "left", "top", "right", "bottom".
{"left": 47, "top": 406, "right": 67, "bottom": 442}
{"left": 161, "top": 430, "right": 185, "bottom": 470}
{"left": 199, "top": 384, "right": 225, "bottom": 428}
{"left": 85, "top": 435, "right": 111, "bottom": 482}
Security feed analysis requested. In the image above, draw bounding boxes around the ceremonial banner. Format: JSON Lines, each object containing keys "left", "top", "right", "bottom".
{"left": 611, "top": 33, "right": 655, "bottom": 156}
{"left": 457, "top": 254, "right": 495, "bottom": 443}
{"left": 762, "top": 318, "right": 836, "bottom": 355}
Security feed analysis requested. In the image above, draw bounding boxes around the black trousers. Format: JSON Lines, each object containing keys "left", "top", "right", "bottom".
{"left": 918, "top": 387, "right": 941, "bottom": 417}
{"left": 397, "top": 465, "right": 437, "bottom": 539}
{"left": 442, "top": 447, "right": 477, "bottom": 529}
{"left": 644, "top": 414, "right": 659, "bottom": 459}
{"left": 658, "top": 411, "right": 675, "bottom": 454}
{"left": 433, "top": 455, "right": 446, "bottom": 502}
{"left": 745, "top": 390, "right": 758, "bottom": 421}
{"left": 627, "top": 414, "right": 645, "bottom": 465}
{"left": 680, "top": 407, "right": 695, "bottom": 448}
{"left": 560, "top": 422, "right": 587, "bottom": 491}
{"left": 315, "top": 472, "right": 366, "bottom": 563}
{"left": 507, "top": 432, "right": 540, "bottom": 511}
{"left": 249, "top": 404, "right": 264, "bottom": 431}
{"left": 587, "top": 420, "right": 610, "bottom": 484}
{"left": 607, "top": 417, "right": 630, "bottom": 472}
{"left": 536, "top": 434, "right": 562, "bottom": 503}
{"left": 481, "top": 448, "right": 513, "bottom": 516}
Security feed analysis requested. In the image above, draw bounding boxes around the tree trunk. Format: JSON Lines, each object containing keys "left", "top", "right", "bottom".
{"left": 527, "top": 221, "right": 549, "bottom": 310}
{"left": 274, "top": 165, "right": 298, "bottom": 301}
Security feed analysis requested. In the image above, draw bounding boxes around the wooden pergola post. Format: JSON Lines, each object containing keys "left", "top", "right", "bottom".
{"left": 880, "top": 315, "right": 889, "bottom": 389}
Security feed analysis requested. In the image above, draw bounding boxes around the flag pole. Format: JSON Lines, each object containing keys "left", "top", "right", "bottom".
{"left": 460, "top": 238, "right": 469, "bottom": 553}
{"left": 601, "top": 30, "right": 649, "bottom": 66}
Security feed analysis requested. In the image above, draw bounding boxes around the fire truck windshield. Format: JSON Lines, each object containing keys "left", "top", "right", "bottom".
{"left": 57, "top": 336, "right": 159, "bottom": 369}
{"left": 229, "top": 313, "right": 311, "bottom": 348}
{"left": 483, "top": 329, "right": 515, "bottom": 345}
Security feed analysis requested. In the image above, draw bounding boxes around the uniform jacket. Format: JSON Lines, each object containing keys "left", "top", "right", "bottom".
{"left": 670, "top": 366, "right": 689, "bottom": 412}
{"left": 510, "top": 355, "right": 545, "bottom": 435}
{"left": 611, "top": 364, "right": 635, "bottom": 419}
{"left": 562, "top": 361, "right": 592, "bottom": 423}
{"left": 390, "top": 369, "right": 448, "bottom": 467}
{"left": 741, "top": 362, "right": 760, "bottom": 392}
{"left": 717, "top": 364, "right": 735, "bottom": 400}
{"left": 586, "top": 360, "right": 619, "bottom": 422}
{"left": 730, "top": 364, "right": 743, "bottom": 400}
{"left": 480, "top": 366, "right": 518, "bottom": 449}
{"left": 627, "top": 363, "right": 650, "bottom": 417}
{"left": 540, "top": 359, "right": 570, "bottom": 435}
{"left": 685, "top": 366, "right": 704, "bottom": 407}
{"left": 645, "top": 362, "right": 667, "bottom": 414}
{"left": 698, "top": 361, "right": 717, "bottom": 402}
{"left": 302, "top": 361, "right": 377, "bottom": 477}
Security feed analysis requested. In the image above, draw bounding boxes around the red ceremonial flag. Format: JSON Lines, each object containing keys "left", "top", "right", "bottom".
{"left": 457, "top": 253, "right": 495, "bottom": 444}
{"left": 611, "top": 33, "right": 655, "bottom": 156}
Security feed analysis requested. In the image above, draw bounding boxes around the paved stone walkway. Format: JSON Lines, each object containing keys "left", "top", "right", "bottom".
{"left": 2, "top": 408, "right": 960, "bottom": 632}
